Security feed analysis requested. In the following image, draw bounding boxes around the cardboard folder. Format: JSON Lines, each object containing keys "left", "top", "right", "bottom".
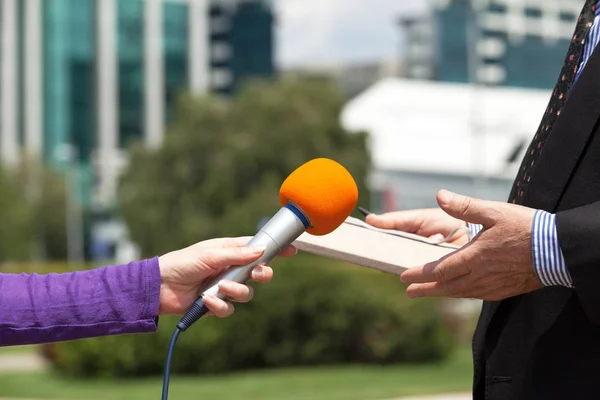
{"left": 293, "top": 217, "right": 460, "bottom": 275}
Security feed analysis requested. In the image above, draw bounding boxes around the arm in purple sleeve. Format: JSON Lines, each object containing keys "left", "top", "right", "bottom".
{"left": 0, "top": 257, "right": 161, "bottom": 346}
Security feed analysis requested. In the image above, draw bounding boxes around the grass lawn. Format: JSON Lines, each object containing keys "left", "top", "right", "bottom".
{"left": 0, "top": 348, "right": 472, "bottom": 400}
{"left": 0, "top": 345, "right": 37, "bottom": 355}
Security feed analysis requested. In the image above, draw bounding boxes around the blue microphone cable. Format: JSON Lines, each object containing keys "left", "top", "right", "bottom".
{"left": 161, "top": 299, "right": 211, "bottom": 400}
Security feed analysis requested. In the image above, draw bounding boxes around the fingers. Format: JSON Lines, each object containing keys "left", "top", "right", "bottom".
{"left": 194, "top": 237, "right": 253, "bottom": 249}
{"left": 218, "top": 237, "right": 254, "bottom": 248}
{"left": 213, "top": 265, "right": 274, "bottom": 305}
{"left": 436, "top": 190, "right": 499, "bottom": 226}
{"left": 218, "top": 280, "right": 255, "bottom": 303}
{"left": 401, "top": 250, "right": 473, "bottom": 284}
{"left": 250, "top": 265, "right": 274, "bottom": 282}
{"left": 278, "top": 245, "right": 298, "bottom": 257}
{"left": 200, "top": 245, "right": 266, "bottom": 270}
{"left": 203, "top": 265, "right": 274, "bottom": 318}
{"left": 196, "top": 238, "right": 297, "bottom": 258}
{"left": 202, "top": 294, "right": 235, "bottom": 318}
{"left": 406, "top": 281, "right": 448, "bottom": 298}
{"left": 428, "top": 233, "right": 445, "bottom": 241}
{"left": 405, "top": 274, "right": 474, "bottom": 298}
{"left": 215, "top": 266, "right": 273, "bottom": 301}
{"left": 365, "top": 210, "right": 425, "bottom": 232}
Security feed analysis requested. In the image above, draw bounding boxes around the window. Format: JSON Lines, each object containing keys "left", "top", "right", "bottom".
{"left": 164, "top": 1, "right": 189, "bottom": 124}
{"left": 559, "top": 12, "right": 576, "bottom": 22}
{"left": 488, "top": 3, "right": 507, "bottom": 14}
{"left": 118, "top": 0, "right": 144, "bottom": 148}
{"left": 524, "top": 8, "right": 542, "bottom": 18}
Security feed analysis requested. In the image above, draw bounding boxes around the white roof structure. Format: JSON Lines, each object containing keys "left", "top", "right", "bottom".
{"left": 340, "top": 78, "right": 552, "bottom": 179}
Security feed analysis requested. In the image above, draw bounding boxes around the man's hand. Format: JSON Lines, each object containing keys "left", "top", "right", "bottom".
{"left": 158, "top": 237, "right": 297, "bottom": 317}
{"left": 401, "top": 190, "right": 542, "bottom": 301}
{"left": 366, "top": 207, "right": 470, "bottom": 246}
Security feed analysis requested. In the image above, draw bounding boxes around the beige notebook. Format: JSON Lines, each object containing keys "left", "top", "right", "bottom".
{"left": 293, "top": 217, "right": 460, "bottom": 275}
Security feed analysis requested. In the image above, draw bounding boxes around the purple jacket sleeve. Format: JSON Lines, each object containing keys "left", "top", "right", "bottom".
{"left": 0, "top": 257, "right": 161, "bottom": 346}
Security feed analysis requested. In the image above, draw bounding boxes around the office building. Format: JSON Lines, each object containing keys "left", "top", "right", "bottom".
{"left": 342, "top": 78, "right": 550, "bottom": 212}
{"left": 0, "top": 0, "right": 274, "bottom": 210}
{"left": 283, "top": 60, "right": 402, "bottom": 99}
{"left": 400, "top": 0, "right": 582, "bottom": 89}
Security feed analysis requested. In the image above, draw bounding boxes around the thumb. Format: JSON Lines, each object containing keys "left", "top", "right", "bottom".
{"left": 437, "top": 190, "right": 495, "bottom": 226}
{"left": 200, "top": 245, "right": 266, "bottom": 271}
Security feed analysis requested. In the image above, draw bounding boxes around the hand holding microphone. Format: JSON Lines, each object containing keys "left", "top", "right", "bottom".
{"left": 157, "top": 237, "right": 297, "bottom": 317}
{"left": 162, "top": 158, "right": 358, "bottom": 400}
{"left": 176, "top": 158, "right": 359, "bottom": 331}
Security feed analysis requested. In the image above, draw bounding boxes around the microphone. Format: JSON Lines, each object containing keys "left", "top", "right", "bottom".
{"left": 176, "top": 158, "right": 359, "bottom": 331}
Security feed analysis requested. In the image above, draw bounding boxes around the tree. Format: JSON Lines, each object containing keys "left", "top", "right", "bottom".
{"left": 13, "top": 157, "right": 69, "bottom": 261}
{"left": 0, "top": 167, "right": 35, "bottom": 261}
{"left": 119, "top": 78, "right": 371, "bottom": 257}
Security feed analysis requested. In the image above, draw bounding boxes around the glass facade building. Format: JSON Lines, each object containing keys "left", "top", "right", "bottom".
{"left": 0, "top": 0, "right": 275, "bottom": 209}
{"left": 118, "top": 0, "right": 145, "bottom": 148}
{"left": 401, "top": 0, "right": 582, "bottom": 89}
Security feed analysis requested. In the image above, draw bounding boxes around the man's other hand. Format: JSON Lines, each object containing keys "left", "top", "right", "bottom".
{"left": 400, "top": 190, "right": 542, "bottom": 301}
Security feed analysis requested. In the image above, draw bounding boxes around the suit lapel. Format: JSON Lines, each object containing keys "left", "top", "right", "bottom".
{"left": 523, "top": 45, "right": 600, "bottom": 212}
{"left": 476, "top": 45, "right": 600, "bottom": 347}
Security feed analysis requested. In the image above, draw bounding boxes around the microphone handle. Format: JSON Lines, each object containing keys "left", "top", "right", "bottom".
{"left": 177, "top": 204, "right": 308, "bottom": 331}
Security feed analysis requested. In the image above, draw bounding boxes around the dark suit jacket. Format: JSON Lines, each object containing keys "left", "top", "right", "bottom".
{"left": 472, "top": 44, "right": 600, "bottom": 399}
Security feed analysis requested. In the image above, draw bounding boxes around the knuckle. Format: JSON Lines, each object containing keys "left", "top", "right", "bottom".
{"left": 442, "top": 280, "right": 455, "bottom": 297}
{"left": 488, "top": 208, "right": 504, "bottom": 224}
{"left": 458, "top": 196, "right": 473, "bottom": 216}
{"left": 434, "top": 265, "right": 447, "bottom": 282}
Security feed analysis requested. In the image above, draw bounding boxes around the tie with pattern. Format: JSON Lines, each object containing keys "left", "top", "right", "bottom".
{"left": 508, "top": 0, "right": 597, "bottom": 204}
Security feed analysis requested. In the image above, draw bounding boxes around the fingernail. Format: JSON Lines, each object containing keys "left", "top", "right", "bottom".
{"left": 218, "top": 280, "right": 233, "bottom": 291}
{"left": 438, "top": 190, "right": 454, "bottom": 205}
{"left": 245, "top": 245, "right": 266, "bottom": 254}
{"left": 252, "top": 268, "right": 264, "bottom": 279}
{"left": 203, "top": 294, "right": 216, "bottom": 303}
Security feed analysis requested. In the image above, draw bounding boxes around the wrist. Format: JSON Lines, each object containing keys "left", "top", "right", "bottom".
{"left": 157, "top": 254, "right": 172, "bottom": 315}
{"left": 531, "top": 210, "right": 573, "bottom": 288}
{"left": 141, "top": 257, "right": 163, "bottom": 318}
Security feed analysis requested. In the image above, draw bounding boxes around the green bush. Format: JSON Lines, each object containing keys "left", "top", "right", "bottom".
{"left": 119, "top": 79, "right": 371, "bottom": 258}
{"left": 49, "top": 254, "right": 454, "bottom": 378}
{"left": 0, "top": 261, "right": 81, "bottom": 274}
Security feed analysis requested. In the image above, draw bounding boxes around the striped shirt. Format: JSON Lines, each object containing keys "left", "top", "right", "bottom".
{"left": 468, "top": 1, "right": 600, "bottom": 288}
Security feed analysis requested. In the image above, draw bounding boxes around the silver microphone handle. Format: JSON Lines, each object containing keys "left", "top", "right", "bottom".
{"left": 198, "top": 206, "right": 307, "bottom": 298}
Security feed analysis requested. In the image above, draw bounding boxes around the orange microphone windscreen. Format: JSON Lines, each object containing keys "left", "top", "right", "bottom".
{"left": 279, "top": 158, "right": 358, "bottom": 236}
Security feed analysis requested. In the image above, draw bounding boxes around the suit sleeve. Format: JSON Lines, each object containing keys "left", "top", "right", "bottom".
{"left": 556, "top": 202, "right": 600, "bottom": 326}
{"left": 0, "top": 258, "right": 160, "bottom": 346}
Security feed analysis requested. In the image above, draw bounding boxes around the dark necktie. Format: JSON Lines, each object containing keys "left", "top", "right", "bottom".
{"left": 508, "top": 0, "right": 597, "bottom": 204}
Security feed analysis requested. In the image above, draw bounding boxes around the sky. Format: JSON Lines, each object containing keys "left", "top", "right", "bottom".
{"left": 274, "top": 0, "right": 429, "bottom": 68}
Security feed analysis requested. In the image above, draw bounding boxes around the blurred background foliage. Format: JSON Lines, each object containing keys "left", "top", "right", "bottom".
{"left": 1, "top": 79, "right": 456, "bottom": 380}
{"left": 118, "top": 79, "right": 372, "bottom": 257}
{"left": 0, "top": 158, "right": 68, "bottom": 263}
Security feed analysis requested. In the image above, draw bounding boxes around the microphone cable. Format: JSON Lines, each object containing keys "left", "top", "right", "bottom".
{"left": 161, "top": 299, "right": 210, "bottom": 400}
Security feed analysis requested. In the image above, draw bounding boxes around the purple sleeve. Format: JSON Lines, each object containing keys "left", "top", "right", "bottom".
{"left": 0, "top": 257, "right": 161, "bottom": 346}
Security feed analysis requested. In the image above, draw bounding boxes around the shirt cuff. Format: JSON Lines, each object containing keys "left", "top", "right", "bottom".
{"left": 468, "top": 223, "right": 483, "bottom": 240}
{"left": 531, "top": 210, "right": 574, "bottom": 288}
